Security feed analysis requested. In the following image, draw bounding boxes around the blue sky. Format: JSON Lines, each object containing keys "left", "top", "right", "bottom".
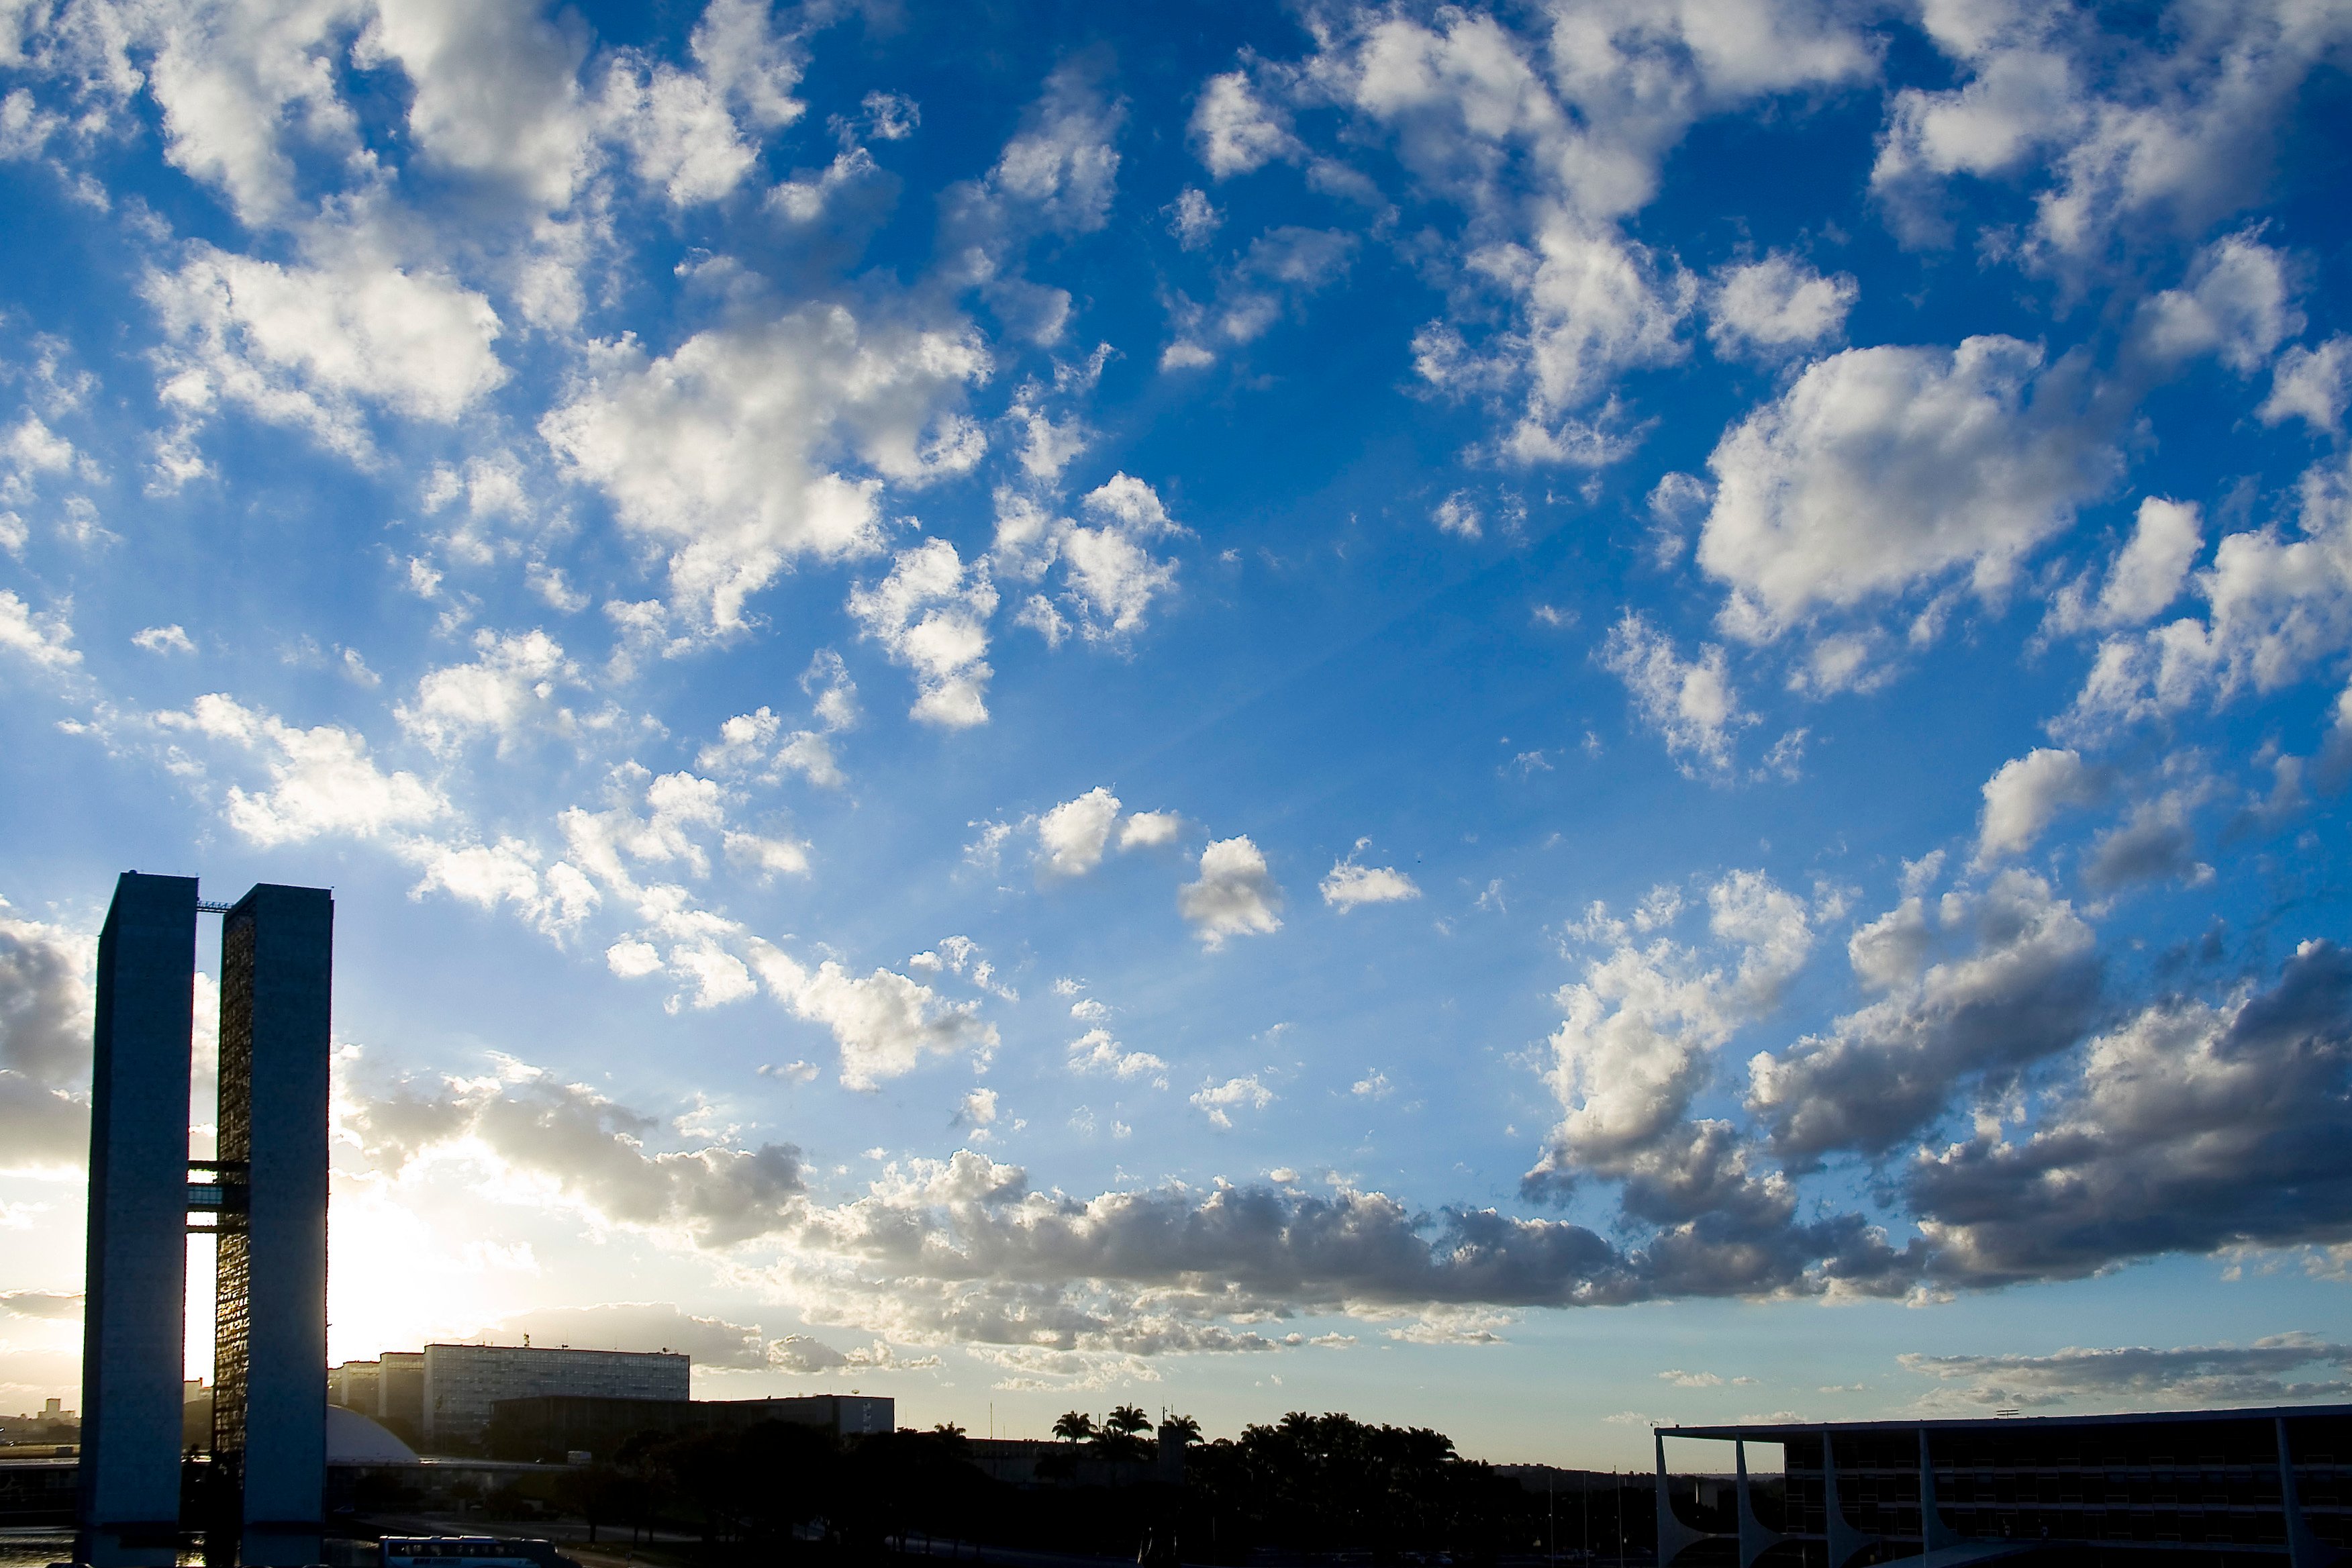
{"left": 3, "top": 0, "right": 2352, "bottom": 1464}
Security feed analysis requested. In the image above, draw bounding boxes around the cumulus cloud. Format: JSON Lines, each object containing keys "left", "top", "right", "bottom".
{"left": 1869, "top": 3, "right": 2352, "bottom": 265}
{"left": 1706, "top": 254, "right": 1856, "bottom": 358}
{"left": 1320, "top": 845, "right": 1421, "bottom": 912}
{"left": 543, "top": 306, "right": 987, "bottom": 634}
{"left": 1975, "top": 748, "right": 2102, "bottom": 864}
{"left": 1910, "top": 940, "right": 2352, "bottom": 1285}
{"left": 0, "top": 1289, "right": 82, "bottom": 1318}
{"left": 0, "top": 589, "right": 78, "bottom": 669}
{"left": 2046, "top": 497, "right": 2204, "bottom": 636}
{"left": 132, "top": 623, "right": 195, "bottom": 655}
{"left": 1191, "top": 70, "right": 1300, "bottom": 178}
{"left": 1600, "top": 612, "right": 1750, "bottom": 773}
{"left": 1118, "top": 811, "right": 1182, "bottom": 851}
{"left": 347, "top": 1060, "right": 807, "bottom": 1247}
{"left": 2261, "top": 337, "right": 2352, "bottom": 433}
{"left": 1178, "top": 836, "right": 1283, "bottom": 947}
{"left": 0, "top": 898, "right": 95, "bottom": 1172}
{"left": 749, "top": 944, "right": 999, "bottom": 1091}
{"left": 1069, "top": 1029, "right": 1167, "bottom": 1087}
{"left": 144, "top": 236, "right": 508, "bottom": 467}
{"left": 2134, "top": 231, "right": 2302, "bottom": 374}
{"left": 1036, "top": 787, "right": 1122, "bottom": 879}
{"left": 396, "top": 629, "right": 579, "bottom": 754}
{"left": 158, "top": 692, "right": 446, "bottom": 846}
{"left": 1698, "top": 337, "right": 2118, "bottom": 640}
{"left": 2062, "top": 455, "right": 2352, "bottom": 732}
{"left": 998, "top": 474, "right": 1185, "bottom": 645}
{"left": 1901, "top": 1334, "right": 2352, "bottom": 1412}
{"left": 1190, "top": 1074, "right": 1274, "bottom": 1128}
{"left": 847, "top": 538, "right": 999, "bottom": 727}
{"left": 1747, "top": 870, "right": 2100, "bottom": 1163}
{"left": 1538, "top": 871, "right": 1812, "bottom": 1189}
{"left": 1308, "top": 3, "right": 1869, "bottom": 463}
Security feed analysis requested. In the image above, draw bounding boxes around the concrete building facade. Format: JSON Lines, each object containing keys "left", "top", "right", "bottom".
{"left": 1656, "top": 1402, "right": 2350, "bottom": 1567}
{"left": 75, "top": 873, "right": 332, "bottom": 1568}
{"left": 76, "top": 873, "right": 197, "bottom": 1568}
{"left": 420, "top": 1346, "right": 690, "bottom": 1451}
{"left": 329, "top": 1354, "right": 424, "bottom": 1447}
{"left": 483, "top": 1393, "right": 891, "bottom": 1461}
{"left": 209, "top": 885, "right": 332, "bottom": 1567}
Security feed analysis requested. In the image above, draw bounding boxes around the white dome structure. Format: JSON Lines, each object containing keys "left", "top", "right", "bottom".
{"left": 326, "top": 1405, "right": 420, "bottom": 1465}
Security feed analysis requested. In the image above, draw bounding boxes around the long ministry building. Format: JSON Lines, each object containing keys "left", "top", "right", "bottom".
{"left": 330, "top": 1345, "right": 689, "bottom": 1451}
{"left": 79, "top": 873, "right": 332, "bottom": 1568}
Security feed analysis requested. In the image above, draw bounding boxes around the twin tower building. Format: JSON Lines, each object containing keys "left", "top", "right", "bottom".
{"left": 80, "top": 873, "right": 332, "bottom": 1568}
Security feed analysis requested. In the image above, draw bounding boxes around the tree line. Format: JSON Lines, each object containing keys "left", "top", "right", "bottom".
{"left": 507, "top": 1407, "right": 1658, "bottom": 1565}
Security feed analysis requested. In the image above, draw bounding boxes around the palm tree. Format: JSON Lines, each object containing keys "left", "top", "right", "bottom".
{"left": 1106, "top": 1405, "right": 1152, "bottom": 1438}
{"left": 1052, "top": 1411, "right": 1097, "bottom": 1442}
{"left": 1157, "top": 1413, "right": 1202, "bottom": 1447}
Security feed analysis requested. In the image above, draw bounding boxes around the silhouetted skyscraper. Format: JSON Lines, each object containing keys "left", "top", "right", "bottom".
{"left": 77, "top": 873, "right": 197, "bottom": 1568}
{"left": 76, "top": 873, "right": 332, "bottom": 1568}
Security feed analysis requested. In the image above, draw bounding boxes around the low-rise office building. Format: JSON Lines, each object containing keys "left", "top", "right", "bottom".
{"left": 484, "top": 1393, "right": 893, "bottom": 1462}
{"left": 330, "top": 1353, "right": 426, "bottom": 1447}
{"left": 420, "top": 1346, "right": 689, "bottom": 1453}
{"left": 1656, "top": 1402, "right": 2349, "bottom": 1565}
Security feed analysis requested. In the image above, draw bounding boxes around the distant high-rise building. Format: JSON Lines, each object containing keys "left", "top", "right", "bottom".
{"left": 76, "top": 873, "right": 332, "bottom": 1568}
{"left": 420, "top": 1346, "right": 690, "bottom": 1451}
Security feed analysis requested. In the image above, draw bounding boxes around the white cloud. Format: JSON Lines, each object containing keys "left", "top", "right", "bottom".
{"left": 0, "top": 589, "right": 78, "bottom": 669}
{"left": 2261, "top": 336, "right": 2352, "bottom": 433}
{"left": 1600, "top": 612, "right": 1749, "bottom": 773}
{"left": 1706, "top": 254, "right": 1856, "bottom": 357}
{"left": 1698, "top": 337, "right": 2117, "bottom": 638}
{"left": 1432, "top": 493, "right": 1481, "bottom": 539}
{"left": 749, "top": 944, "right": 999, "bottom": 1091}
{"left": 144, "top": 236, "right": 508, "bottom": 465}
{"left": 1191, "top": 1073, "right": 1275, "bottom": 1128}
{"left": 1178, "top": 836, "right": 1283, "bottom": 948}
{"left": 600, "top": 56, "right": 754, "bottom": 207}
{"left": 158, "top": 692, "right": 446, "bottom": 846}
{"left": 1871, "top": 4, "right": 2352, "bottom": 265}
{"left": 846, "top": 537, "right": 999, "bottom": 728}
{"left": 2061, "top": 455, "right": 2352, "bottom": 732}
{"left": 989, "top": 62, "right": 1123, "bottom": 234}
{"left": 1036, "top": 787, "right": 1122, "bottom": 878}
{"left": 542, "top": 306, "right": 988, "bottom": 633}
{"left": 132, "top": 624, "right": 195, "bottom": 655}
{"left": 356, "top": 0, "right": 595, "bottom": 211}
{"left": 1118, "top": 811, "right": 1182, "bottom": 850}
{"left": 396, "top": 628, "right": 577, "bottom": 754}
{"left": 1538, "top": 870, "right": 1811, "bottom": 1191}
{"left": 1975, "top": 748, "right": 2101, "bottom": 865}
{"left": 2047, "top": 497, "right": 2204, "bottom": 635}
{"left": 1320, "top": 847, "right": 1421, "bottom": 912}
{"left": 1069, "top": 1028, "right": 1168, "bottom": 1087}
{"left": 345, "top": 1059, "right": 806, "bottom": 1246}
{"left": 1191, "top": 70, "right": 1300, "bottom": 178}
{"left": 2134, "top": 231, "right": 2302, "bottom": 374}
{"left": 997, "top": 474, "right": 1185, "bottom": 644}
{"left": 1166, "top": 187, "right": 1221, "bottom": 249}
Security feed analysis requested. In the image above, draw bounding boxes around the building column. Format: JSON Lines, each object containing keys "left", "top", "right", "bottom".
{"left": 77, "top": 873, "right": 199, "bottom": 1568}
{"left": 213, "top": 886, "right": 332, "bottom": 1568}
